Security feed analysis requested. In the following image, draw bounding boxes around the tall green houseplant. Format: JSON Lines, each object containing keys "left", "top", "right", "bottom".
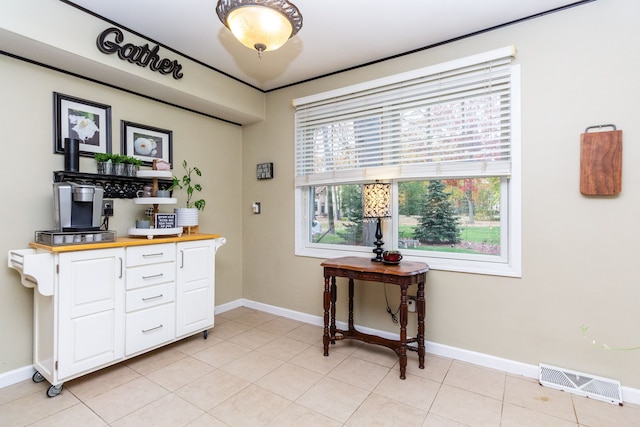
{"left": 171, "top": 160, "right": 206, "bottom": 211}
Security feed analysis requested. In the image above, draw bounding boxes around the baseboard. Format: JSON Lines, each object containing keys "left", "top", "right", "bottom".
{"left": 0, "top": 365, "right": 34, "bottom": 390}
{"left": 240, "top": 299, "right": 325, "bottom": 326}
{"left": 424, "top": 340, "right": 539, "bottom": 379}
{"left": 214, "top": 298, "right": 245, "bottom": 315}
{"left": 4, "top": 298, "right": 639, "bottom": 406}
{"left": 622, "top": 386, "right": 640, "bottom": 405}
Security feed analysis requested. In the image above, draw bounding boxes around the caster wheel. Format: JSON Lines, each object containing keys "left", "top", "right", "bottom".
{"left": 203, "top": 330, "right": 208, "bottom": 339}
{"left": 32, "top": 371, "right": 45, "bottom": 383}
{"left": 46, "top": 384, "right": 63, "bottom": 398}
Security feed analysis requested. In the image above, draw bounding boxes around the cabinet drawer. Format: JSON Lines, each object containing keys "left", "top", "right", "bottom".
{"left": 126, "top": 283, "right": 175, "bottom": 313}
{"left": 125, "top": 303, "right": 175, "bottom": 356}
{"left": 126, "top": 262, "right": 175, "bottom": 290}
{"left": 126, "top": 244, "right": 175, "bottom": 267}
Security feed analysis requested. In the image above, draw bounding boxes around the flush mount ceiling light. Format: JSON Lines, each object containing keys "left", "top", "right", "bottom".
{"left": 216, "top": 0, "right": 303, "bottom": 58}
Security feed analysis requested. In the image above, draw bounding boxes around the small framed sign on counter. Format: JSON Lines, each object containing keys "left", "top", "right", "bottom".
{"left": 154, "top": 213, "right": 177, "bottom": 229}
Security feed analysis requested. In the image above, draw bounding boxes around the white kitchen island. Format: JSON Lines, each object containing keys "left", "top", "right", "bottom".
{"left": 8, "top": 233, "right": 225, "bottom": 397}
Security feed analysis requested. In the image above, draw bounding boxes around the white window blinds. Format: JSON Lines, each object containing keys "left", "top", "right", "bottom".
{"left": 294, "top": 46, "right": 516, "bottom": 187}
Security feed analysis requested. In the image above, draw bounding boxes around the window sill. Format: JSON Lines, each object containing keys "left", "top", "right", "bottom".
{"left": 295, "top": 246, "right": 521, "bottom": 278}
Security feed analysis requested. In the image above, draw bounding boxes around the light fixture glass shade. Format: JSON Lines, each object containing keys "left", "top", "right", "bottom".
{"left": 227, "top": 6, "right": 292, "bottom": 52}
{"left": 363, "top": 182, "right": 391, "bottom": 219}
{"left": 216, "top": 0, "right": 303, "bottom": 56}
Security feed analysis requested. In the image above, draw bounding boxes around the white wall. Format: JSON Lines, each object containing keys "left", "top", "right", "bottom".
{"left": 242, "top": 0, "right": 640, "bottom": 389}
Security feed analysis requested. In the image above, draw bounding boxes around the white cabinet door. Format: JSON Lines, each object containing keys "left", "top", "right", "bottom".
{"left": 175, "top": 240, "right": 214, "bottom": 337}
{"left": 57, "top": 248, "right": 125, "bottom": 380}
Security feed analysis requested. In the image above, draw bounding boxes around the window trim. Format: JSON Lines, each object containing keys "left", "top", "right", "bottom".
{"left": 295, "top": 169, "right": 521, "bottom": 277}
{"left": 294, "top": 55, "right": 522, "bottom": 278}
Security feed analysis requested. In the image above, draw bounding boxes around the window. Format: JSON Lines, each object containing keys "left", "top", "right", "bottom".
{"left": 294, "top": 47, "right": 521, "bottom": 277}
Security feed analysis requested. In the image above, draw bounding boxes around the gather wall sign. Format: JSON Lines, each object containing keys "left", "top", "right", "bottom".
{"left": 96, "top": 27, "right": 184, "bottom": 80}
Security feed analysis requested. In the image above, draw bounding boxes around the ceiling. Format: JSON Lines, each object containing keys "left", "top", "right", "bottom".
{"left": 66, "top": 0, "right": 586, "bottom": 91}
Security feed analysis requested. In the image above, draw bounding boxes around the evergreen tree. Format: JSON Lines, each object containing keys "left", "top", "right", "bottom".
{"left": 414, "top": 180, "right": 460, "bottom": 244}
{"left": 337, "top": 184, "right": 364, "bottom": 244}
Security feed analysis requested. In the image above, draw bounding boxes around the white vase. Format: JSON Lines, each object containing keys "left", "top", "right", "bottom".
{"left": 174, "top": 208, "right": 198, "bottom": 226}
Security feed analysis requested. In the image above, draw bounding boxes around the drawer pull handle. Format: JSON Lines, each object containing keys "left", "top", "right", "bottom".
{"left": 142, "top": 324, "right": 163, "bottom": 333}
{"left": 142, "top": 294, "right": 163, "bottom": 301}
{"left": 142, "top": 273, "right": 164, "bottom": 280}
{"left": 143, "top": 252, "right": 164, "bottom": 258}
{"left": 9, "top": 253, "right": 24, "bottom": 266}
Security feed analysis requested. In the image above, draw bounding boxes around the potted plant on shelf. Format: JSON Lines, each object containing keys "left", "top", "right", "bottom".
{"left": 123, "top": 155, "right": 142, "bottom": 177}
{"left": 111, "top": 154, "right": 127, "bottom": 176}
{"left": 170, "top": 160, "right": 205, "bottom": 227}
{"left": 95, "top": 153, "right": 114, "bottom": 175}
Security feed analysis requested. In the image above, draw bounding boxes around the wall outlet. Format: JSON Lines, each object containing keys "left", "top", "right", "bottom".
{"left": 407, "top": 296, "right": 416, "bottom": 313}
{"left": 102, "top": 199, "right": 114, "bottom": 216}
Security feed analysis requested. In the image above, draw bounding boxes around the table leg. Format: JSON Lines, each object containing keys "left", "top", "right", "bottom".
{"left": 323, "top": 275, "right": 331, "bottom": 356}
{"left": 348, "top": 278, "right": 354, "bottom": 330}
{"left": 399, "top": 284, "right": 408, "bottom": 379}
{"left": 330, "top": 276, "right": 337, "bottom": 343}
{"left": 417, "top": 277, "right": 425, "bottom": 369}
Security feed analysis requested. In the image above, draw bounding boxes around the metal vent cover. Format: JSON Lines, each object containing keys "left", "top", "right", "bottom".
{"left": 539, "top": 363, "right": 623, "bottom": 405}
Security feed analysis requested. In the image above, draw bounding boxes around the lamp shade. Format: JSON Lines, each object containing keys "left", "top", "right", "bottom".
{"left": 227, "top": 6, "right": 292, "bottom": 52}
{"left": 216, "top": 0, "right": 303, "bottom": 55}
{"left": 363, "top": 182, "right": 391, "bottom": 219}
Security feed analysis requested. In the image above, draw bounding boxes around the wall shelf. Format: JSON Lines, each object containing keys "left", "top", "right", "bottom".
{"left": 53, "top": 171, "right": 173, "bottom": 199}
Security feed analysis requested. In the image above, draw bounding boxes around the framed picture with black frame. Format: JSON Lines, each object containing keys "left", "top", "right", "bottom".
{"left": 121, "top": 121, "right": 173, "bottom": 167}
{"left": 53, "top": 92, "right": 112, "bottom": 157}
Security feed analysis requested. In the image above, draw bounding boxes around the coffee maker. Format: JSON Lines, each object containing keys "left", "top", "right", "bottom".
{"left": 53, "top": 182, "right": 104, "bottom": 231}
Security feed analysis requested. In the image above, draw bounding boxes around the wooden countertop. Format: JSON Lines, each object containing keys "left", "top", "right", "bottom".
{"left": 29, "top": 233, "right": 222, "bottom": 252}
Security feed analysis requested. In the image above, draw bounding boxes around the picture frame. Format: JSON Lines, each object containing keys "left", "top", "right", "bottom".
{"left": 121, "top": 121, "right": 173, "bottom": 167}
{"left": 257, "top": 162, "right": 274, "bottom": 180}
{"left": 53, "top": 92, "right": 112, "bottom": 157}
{"left": 154, "top": 213, "right": 177, "bottom": 229}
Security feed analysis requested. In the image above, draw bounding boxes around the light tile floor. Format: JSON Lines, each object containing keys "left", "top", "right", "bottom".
{"left": 1, "top": 307, "right": 639, "bottom": 426}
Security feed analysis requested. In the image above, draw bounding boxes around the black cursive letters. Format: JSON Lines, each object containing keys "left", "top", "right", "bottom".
{"left": 97, "top": 27, "right": 184, "bottom": 80}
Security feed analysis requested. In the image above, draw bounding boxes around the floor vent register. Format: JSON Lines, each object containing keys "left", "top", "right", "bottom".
{"left": 539, "top": 363, "right": 623, "bottom": 405}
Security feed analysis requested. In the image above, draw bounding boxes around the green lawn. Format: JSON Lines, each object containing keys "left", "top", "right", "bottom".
{"left": 400, "top": 224, "right": 500, "bottom": 244}
{"left": 459, "top": 225, "right": 500, "bottom": 245}
{"left": 317, "top": 222, "right": 500, "bottom": 249}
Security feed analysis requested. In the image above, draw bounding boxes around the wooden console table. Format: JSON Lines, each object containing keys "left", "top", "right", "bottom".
{"left": 321, "top": 256, "right": 429, "bottom": 379}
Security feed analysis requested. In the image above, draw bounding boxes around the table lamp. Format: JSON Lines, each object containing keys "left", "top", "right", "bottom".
{"left": 363, "top": 182, "right": 391, "bottom": 262}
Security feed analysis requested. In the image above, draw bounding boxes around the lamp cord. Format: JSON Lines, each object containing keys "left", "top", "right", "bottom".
{"left": 384, "top": 284, "right": 400, "bottom": 324}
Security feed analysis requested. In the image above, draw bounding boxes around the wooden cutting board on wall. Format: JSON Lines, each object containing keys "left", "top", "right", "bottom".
{"left": 580, "top": 128, "right": 622, "bottom": 195}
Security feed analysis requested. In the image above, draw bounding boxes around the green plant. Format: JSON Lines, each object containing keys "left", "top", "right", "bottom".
{"left": 111, "top": 154, "right": 126, "bottom": 164}
{"left": 123, "top": 155, "right": 142, "bottom": 166}
{"left": 94, "top": 153, "right": 112, "bottom": 162}
{"left": 414, "top": 180, "right": 460, "bottom": 244}
{"left": 581, "top": 325, "right": 640, "bottom": 352}
{"left": 94, "top": 153, "right": 131, "bottom": 163}
{"left": 170, "top": 160, "right": 205, "bottom": 211}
